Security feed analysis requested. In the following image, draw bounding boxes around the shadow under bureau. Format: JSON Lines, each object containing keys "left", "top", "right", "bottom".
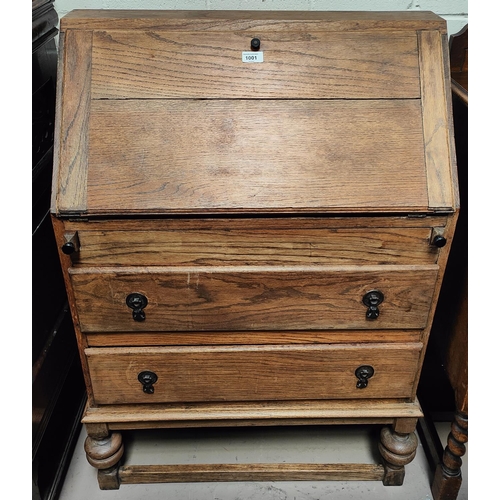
{"left": 51, "top": 10, "right": 459, "bottom": 489}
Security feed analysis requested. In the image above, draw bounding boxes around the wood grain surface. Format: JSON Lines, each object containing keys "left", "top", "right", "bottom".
{"left": 117, "top": 463, "right": 386, "bottom": 483}
{"left": 73, "top": 226, "right": 436, "bottom": 267}
{"left": 86, "top": 99, "right": 428, "bottom": 214}
{"left": 86, "top": 343, "right": 422, "bottom": 404}
{"left": 82, "top": 399, "right": 424, "bottom": 426}
{"left": 60, "top": 10, "right": 446, "bottom": 33}
{"left": 52, "top": 30, "right": 92, "bottom": 213}
{"left": 419, "top": 30, "right": 455, "bottom": 211}
{"left": 86, "top": 330, "right": 422, "bottom": 347}
{"left": 69, "top": 265, "right": 438, "bottom": 332}
{"left": 91, "top": 30, "right": 420, "bottom": 99}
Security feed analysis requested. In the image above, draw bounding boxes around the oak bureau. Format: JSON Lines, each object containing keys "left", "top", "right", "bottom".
{"left": 51, "top": 10, "right": 459, "bottom": 489}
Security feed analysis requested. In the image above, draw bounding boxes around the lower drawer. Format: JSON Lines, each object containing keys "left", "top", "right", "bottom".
{"left": 86, "top": 343, "right": 422, "bottom": 405}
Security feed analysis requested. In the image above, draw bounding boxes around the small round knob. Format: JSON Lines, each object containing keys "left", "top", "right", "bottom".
{"left": 432, "top": 235, "right": 447, "bottom": 248}
{"left": 250, "top": 38, "right": 260, "bottom": 50}
{"left": 62, "top": 242, "right": 76, "bottom": 255}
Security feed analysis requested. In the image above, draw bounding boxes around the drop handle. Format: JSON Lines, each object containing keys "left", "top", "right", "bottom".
{"left": 126, "top": 293, "right": 148, "bottom": 322}
{"left": 355, "top": 365, "right": 374, "bottom": 389}
{"left": 363, "top": 290, "right": 384, "bottom": 320}
{"left": 138, "top": 371, "right": 158, "bottom": 394}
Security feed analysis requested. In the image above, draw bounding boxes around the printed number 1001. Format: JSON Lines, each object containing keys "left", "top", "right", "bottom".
{"left": 242, "top": 52, "right": 263, "bottom": 63}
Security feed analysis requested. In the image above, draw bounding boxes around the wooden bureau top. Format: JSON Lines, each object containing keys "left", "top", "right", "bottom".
{"left": 52, "top": 10, "right": 457, "bottom": 217}
{"left": 60, "top": 10, "right": 447, "bottom": 32}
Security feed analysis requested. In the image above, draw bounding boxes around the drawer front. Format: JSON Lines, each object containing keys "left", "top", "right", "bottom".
{"left": 72, "top": 225, "right": 438, "bottom": 267}
{"left": 91, "top": 30, "right": 420, "bottom": 99}
{"left": 86, "top": 343, "right": 422, "bottom": 404}
{"left": 70, "top": 266, "right": 438, "bottom": 332}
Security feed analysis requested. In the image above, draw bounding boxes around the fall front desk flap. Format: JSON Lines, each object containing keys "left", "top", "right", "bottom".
{"left": 51, "top": 10, "right": 457, "bottom": 217}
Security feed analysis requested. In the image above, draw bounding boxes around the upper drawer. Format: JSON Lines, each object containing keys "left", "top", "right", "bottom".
{"left": 91, "top": 30, "right": 420, "bottom": 99}
{"left": 67, "top": 222, "right": 439, "bottom": 267}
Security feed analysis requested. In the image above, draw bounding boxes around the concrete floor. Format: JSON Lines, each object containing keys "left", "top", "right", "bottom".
{"left": 58, "top": 422, "right": 467, "bottom": 500}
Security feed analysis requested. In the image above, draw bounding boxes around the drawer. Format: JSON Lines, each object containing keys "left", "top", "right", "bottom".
{"left": 91, "top": 30, "right": 420, "bottom": 99}
{"left": 69, "top": 265, "right": 438, "bottom": 332}
{"left": 70, "top": 223, "right": 438, "bottom": 267}
{"left": 86, "top": 343, "right": 422, "bottom": 404}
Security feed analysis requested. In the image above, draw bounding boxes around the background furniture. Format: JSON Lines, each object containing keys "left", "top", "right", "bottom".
{"left": 417, "top": 24, "right": 468, "bottom": 500}
{"left": 32, "top": 1, "right": 86, "bottom": 498}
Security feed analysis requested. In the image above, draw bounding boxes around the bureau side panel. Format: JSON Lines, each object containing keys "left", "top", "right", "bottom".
{"left": 52, "top": 30, "right": 92, "bottom": 214}
{"left": 419, "top": 30, "right": 456, "bottom": 211}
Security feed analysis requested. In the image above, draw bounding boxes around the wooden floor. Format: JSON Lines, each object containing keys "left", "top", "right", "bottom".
{"left": 57, "top": 421, "right": 467, "bottom": 500}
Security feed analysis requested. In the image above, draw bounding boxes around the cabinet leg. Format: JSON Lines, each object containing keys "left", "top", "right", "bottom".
{"left": 431, "top": 411, "right": 468, "bottom": 500}
{"left": 379, "top": 425, "right": 418, "bottom": 486}
{"left": 84, "top": 430, "right": 123, "bottom": 490}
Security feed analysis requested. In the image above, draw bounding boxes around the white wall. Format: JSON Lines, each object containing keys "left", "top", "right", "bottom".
{"left": 53, "top": 0, "right": 467, "bottom": 36}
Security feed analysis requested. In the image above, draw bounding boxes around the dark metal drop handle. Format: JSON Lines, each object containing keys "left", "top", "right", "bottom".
{"left": 363, "top": 290, "right": 384, "bottom": 320}
{"left": 355, "top": 365, "right": 374, "bottom": 389}
{"left": 126, "top": 293, "right": 148, "bottom": 322}
{"left": 138, "top": 371, "right": 158, "bottom": 394}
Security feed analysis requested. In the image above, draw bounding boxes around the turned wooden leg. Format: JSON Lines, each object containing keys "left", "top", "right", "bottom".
{"left": 379, "top": 425, "right": 418, "bottom": 486}
{"left": 84, "top": 427, "right": 124, "bottom": 490}
{"left": 431, "top": 411, "right": 468, "bottom": 500}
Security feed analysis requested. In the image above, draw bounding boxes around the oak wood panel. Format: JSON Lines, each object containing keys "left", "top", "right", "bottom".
{"left": 418, "top": 30, "right": 455, "bottom": 211}
{"left": 86, "top": 330, "right": 422, "bottom": 347}
{"left": 86, "top": 343, "right": 422, "bottom": 404}
{"left": 118, "top": 463, "right": 385, "bottom": 483}
{"left": 86, "top": 99, "right": 428, "bottom": 215}
{"left": 60, "top": 10, "right": 447, "bottom": 33}
{"left": 73, "top": 226, "right": 436, "bottom": 267}
{"left": 51, "top": 30, "right": 92, "bottom": 214}
{"left": 82, "top": 399, "right": 424, "bottom": 426}
{"left": 63, "top": 215, "right": 448, "bottom": 232}
{"left": 69, "top": 265, "right": 438, "bottom": 332}
{"left": 91, "top": 30, "right": 420, "bottom": 99}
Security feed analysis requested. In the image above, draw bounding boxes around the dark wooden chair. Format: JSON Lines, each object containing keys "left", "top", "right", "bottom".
{"left": 430, "top": 24, "right": 468, "bottom": 500}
